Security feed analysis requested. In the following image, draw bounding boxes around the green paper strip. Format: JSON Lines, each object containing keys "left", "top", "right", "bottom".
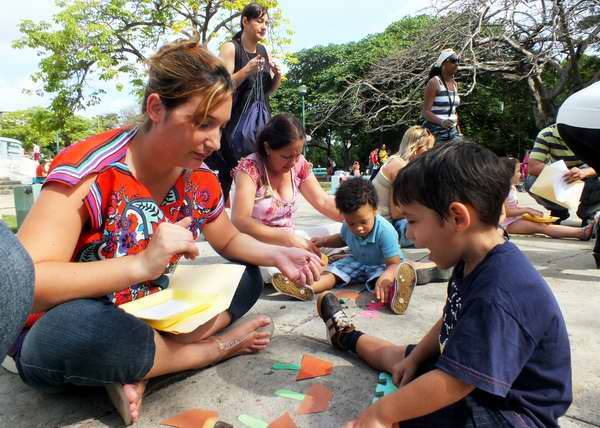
{"left": 275, "top": 388, "right": 306, "bottom": 401}
{"left": 238, "top": 414, "right": 268, "bottom": 428}
{"left": 271, "top": 362, "right": 301, "bottom": 371}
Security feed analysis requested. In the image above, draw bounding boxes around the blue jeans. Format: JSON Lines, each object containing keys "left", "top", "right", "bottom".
{"left": 0, "top": 222, "right": 34, "bottom": 360}
{"left": 16, "top": 264, "right": 263, "bottom": 391}
{"left": 392, "top": 219, "right": 415, "bottom": 248}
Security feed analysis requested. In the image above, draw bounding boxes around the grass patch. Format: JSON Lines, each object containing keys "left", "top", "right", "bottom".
{"left": 1, "top": 215, "right": 18, "bottom": 233}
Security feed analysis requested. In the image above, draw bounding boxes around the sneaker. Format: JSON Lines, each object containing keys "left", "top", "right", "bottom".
{"left": 272, "top": 273, "right": 315, "bottom": 301}
{"left": 317, "top": 292, "right": 356, "bottom": 351}
{"left": 389, "top": 263, "right": 417, "bottom": 315}
{"left": 413, "top": 262, "right": 452, "bottom": 285}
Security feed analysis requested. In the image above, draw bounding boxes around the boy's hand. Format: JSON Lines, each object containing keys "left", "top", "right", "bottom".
{"left": 343, "top": 403, "right": 394, "bottom": 428}
{"left": 374, "top": 277, "right": 393, "bottom": 303}
{"left": 311, "top": 236, "right": 327, "bottom": 248}
{"left": 391, "top": 355, "right": 419, "bottom": 386}
{"left": 288, "top": 234, "right": 321, "bottom": 256}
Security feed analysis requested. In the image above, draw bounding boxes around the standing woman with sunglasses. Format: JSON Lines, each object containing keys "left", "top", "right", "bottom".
{"left": 422, "top": 49, "right": 462, "bottom": 144}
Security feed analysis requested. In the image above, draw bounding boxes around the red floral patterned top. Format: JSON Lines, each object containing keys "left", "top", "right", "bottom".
{"left": 43, "top": 127, "right": 224, "bottom": 306}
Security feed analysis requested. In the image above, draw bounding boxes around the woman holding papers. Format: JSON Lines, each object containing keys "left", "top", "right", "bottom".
{"left": 13, "top": 41, "right": 321, "bottom": 425}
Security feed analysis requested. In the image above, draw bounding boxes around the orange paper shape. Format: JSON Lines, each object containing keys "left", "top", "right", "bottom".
{"left": 296, "top": 354, "right": 333, "bottom": 381}
{"left": 335, "top": 290, "right": 360, "bottom": 300}
{"left": 268, "top": 412, "right": 298, "bottom": 428}
{"left": 297, "top": 383, "right": 333, "bottom": 414}
{"left": 160, "top": 409, "right": 218, "bottom": 428}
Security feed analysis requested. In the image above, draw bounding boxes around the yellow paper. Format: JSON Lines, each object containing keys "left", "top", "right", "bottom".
{"left": 529, "top": 160, "right": 584, "bottom": 209}
{"left": 521, "top": 213, "right": 559, "bottom": 224}
{"left": 121, "top": 264, "right": 245, "bottom": 334}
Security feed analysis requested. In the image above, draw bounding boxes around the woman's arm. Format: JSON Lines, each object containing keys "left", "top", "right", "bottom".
{"left": 16, "top": 180, "right": 198, "bottom": 312}
{"left": 312, "top": 233, "right": 346, "bottom": 248}
{"left": 381, "top": 159, "right": 406, "bottom": 220}
{"left": 422, "top": 78, "right": 442, "bottom": 125}
{"left": 300, "top": 175, "right": 343, "bottom": 222}
{"left": 203, "top": 210, "right": 322, "bottom": 284}
{"left": 265, "top": 48, "right": 282, "bottom": 96}
{"left": 219, "top": 42, "right": 262, "bottom": 90}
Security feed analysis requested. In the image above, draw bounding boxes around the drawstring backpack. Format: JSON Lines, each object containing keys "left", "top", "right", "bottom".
{"left": 230, "top": 59, "right": 271, "bottom": 160}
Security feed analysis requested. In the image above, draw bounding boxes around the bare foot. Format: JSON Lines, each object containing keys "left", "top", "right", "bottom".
{"left": 105, "top": 380, "right": 147, "bottom": 425}
{"left": 212, "top": 315, "right": 273, "bottom": 362}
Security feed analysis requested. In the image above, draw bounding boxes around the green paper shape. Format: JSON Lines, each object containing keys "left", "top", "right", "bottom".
{"left": 271, "top": 363, "right": 301, "bottom": 371}
{"left": 238, "top": 414, "right": 268, "bottom": 428}
{"left": 339, "top": 298, "right": 348, "bottom": 304}
{"left": 372, "top": 372, "right": 398, "bottom": 403}
{"left": 275, "top": 389, "right": 306, "bottom": 401}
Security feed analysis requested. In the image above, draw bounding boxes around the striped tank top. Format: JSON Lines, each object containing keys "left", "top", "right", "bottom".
{"left": 431, "top": 76, "right": 460, "bottom": 123}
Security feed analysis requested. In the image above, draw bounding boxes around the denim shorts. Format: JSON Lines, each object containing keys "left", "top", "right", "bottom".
{"left": 392, "top": 219, "right": 415, "bottom": 248}
{"left": 399, "top": 345, "right": 512, "bottom": 428}
{"left": 16, "top": 263, "right": 263, "bottom": 392}
{"left": 327, "top": 255, "right": 386, "bottom": 291}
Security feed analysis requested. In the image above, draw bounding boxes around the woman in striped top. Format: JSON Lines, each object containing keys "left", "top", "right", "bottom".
{"left": 422, "top": 49, "right": 462, "bottom": 144}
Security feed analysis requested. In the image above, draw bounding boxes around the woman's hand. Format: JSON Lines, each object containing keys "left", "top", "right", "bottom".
{"left": 391, "top": 354, "right": 419, "bottom": 387}
{"left": 273, "top": 247, "right": 322, "bottom": 285}
{"left": 134, "top": 217, "right": 199, "bottom": 280}
{"left": 525, "top": 208, "right": 544, "bottom": 217}
{"left": 243, "top": 56, "right": 265, "bottom": 77}
{"left": 311, "top": 236, "right": 328, "bottom": 248}
{"left": 288, "top": 233, "right": 321, "bottom": 256}
{"left": 269, "top": 60, "right": 282, "bottom": 77}
{"left": 343, "top": 404, "right": 394, "bottom": 428}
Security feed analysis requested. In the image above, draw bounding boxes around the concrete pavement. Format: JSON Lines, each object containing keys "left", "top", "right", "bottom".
{"left": 1, "top": 192, "right": 599, "bottom": 427}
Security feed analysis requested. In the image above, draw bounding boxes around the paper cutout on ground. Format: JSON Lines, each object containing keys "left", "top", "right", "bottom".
{"left": 521, "top": 213, "right": 559, "bottom": 223}
{"left": 367, "top": 301, "right": 385, "bottom": 311}
{"left": 296, "top": 354, "right": 333, "bottom": 380}
{"left": 372, "top": 372, "right": 398, "bottom": 404}
{"left": 275, "top": 389, "right": 305, "bottom": 401}
{"left": 530, "top": 160, "right": 585, "bottom": 209}
{"left": 297, "top": 384, "right": 333, "bottom": 414}
{"left": 238, "top": 414, "right": 268, "bottom": 428}
{"left": 359, "top": 310, "right": 381, "bottom": 319}
{"left": 160, "top": 409, "right": 219, "bottom": 428}
{"left": 267, "top": 412, "right": 298, "bottom": 428}
{"left": 335, "top": 290, "right": 360, "bottom": 300}
{"left": 120, "top": 264, "right": 245, "bottom": 334}
{"left": 272, "top": 363, "right": 301, "bottom": 371}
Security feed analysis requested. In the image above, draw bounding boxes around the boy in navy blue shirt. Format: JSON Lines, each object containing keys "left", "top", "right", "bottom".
{"left": 318, "top": 143, "right": 572, "bottom": 427}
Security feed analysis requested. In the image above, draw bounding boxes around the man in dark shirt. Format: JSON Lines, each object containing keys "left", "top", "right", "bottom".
{"left": 317, "top": 143, "right": 572, "bottom": 427}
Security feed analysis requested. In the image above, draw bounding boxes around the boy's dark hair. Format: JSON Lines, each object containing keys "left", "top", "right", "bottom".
{"left": 393, "top": 143, "right": 512, "bottom": 226}
{"left": 335, "top": 177, "right": 378, "bottom": 214}
{"left": 500, "top": 157, "right": 518, "bottom": 177}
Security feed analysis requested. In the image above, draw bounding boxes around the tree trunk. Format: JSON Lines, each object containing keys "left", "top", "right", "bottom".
{"left": 527, "top": 75, "right": 557, "bottom": 129}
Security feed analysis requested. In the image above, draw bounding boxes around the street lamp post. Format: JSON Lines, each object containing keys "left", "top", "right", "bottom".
{"left": 298, "top": 84, "right": 307, "bottom": 156}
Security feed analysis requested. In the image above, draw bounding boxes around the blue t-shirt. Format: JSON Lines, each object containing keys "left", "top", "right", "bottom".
{"left": 340, "top": 215, "right": 401, "bottom": 265}
{"left": 436, "top": 241, "right": 572, "bottom": 428}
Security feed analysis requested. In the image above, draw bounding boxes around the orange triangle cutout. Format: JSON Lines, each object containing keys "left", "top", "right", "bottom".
{"left": 268, "top": 412, "right": 298, "bottom": 428}
{"left": 296, "top": 354, "right": 333, "bottom": 381}
{"left": 297, "top": 383, "right": 333, "bottom": 414}
{"left": 160, "top": 409, "right": 219, "bottom": 428}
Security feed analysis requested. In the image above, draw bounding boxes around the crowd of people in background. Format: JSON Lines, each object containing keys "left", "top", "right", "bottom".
{"left": 2, "top": 2, "right": 600, "bottom": 427}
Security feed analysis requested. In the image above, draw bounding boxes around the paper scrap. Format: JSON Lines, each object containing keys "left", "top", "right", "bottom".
{"left": 297, "top": 384, "right": 333, "bottom": 414}
{"left": 367, "top": 301, "right": 385, "bottom": 311}
{"left": 238, "top": 414, "right": 269, "bottom": 428}
{"left": 272, "top": 363, "right": 301, "bottom": 371}
{"left": 359, "top": 310, "right": 380, "bottom": 319}
{"left": 160, "top": 409, "right": 218, "bottom": 428}
{"left": 530, "top": 160, "right": 585, "bottom": 209}
{"left": 275, "top": 389, "right": 306, "bottom": 401}
{"left": 267, "top": 412, "right": 298, "bottom": 428}
{"left": 335, "top": 290, "right": 360, "bottom": 300}
{"left": 297, "top": 354, "right": 333, "bottom": 381}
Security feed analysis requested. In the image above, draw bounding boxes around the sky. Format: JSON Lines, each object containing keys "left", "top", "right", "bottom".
{"left": 0, "top": 0, "right": 432, "bottom": 117}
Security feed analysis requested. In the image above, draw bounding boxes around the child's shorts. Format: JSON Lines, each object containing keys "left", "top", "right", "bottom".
{"left": 326, "top": 255, "right": 386, "bottom": 292}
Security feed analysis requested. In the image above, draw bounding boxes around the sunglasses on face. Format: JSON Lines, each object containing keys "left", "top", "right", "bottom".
{"left": 446, "top": 56, "right": 460, "bottom": 65}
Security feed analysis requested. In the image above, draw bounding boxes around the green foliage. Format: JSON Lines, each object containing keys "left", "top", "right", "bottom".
{"left": 0, "top": 108, "right": 125, "bottom": 154}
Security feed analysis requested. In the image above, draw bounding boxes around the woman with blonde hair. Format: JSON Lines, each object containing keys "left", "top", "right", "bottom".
{"left": 12, "top": 40, "right": 321, "bottom": 425}
{"left": 372, "top": 125, "right": 435, "bottom": 244}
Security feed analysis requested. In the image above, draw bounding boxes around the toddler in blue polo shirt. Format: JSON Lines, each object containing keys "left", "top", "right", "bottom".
{"left": 272, "top": 177, "right": 404, "bottom": 307}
